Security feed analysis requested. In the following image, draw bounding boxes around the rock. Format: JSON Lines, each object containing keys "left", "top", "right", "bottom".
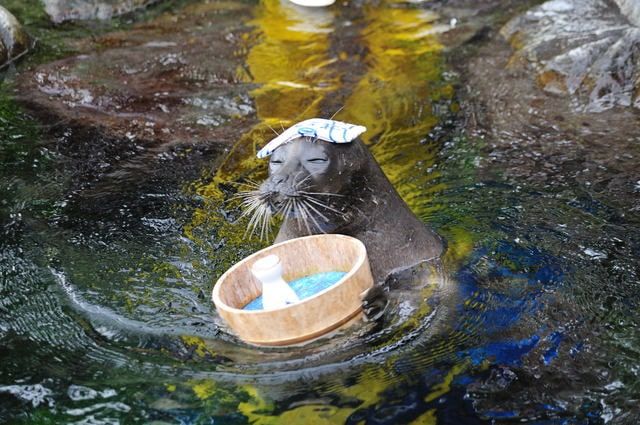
{"left": 500, "top": 0, "right": 640, "bottom": 112}
{"left": 456, "top": 0, "right": 640, "bottom": 210}
{"left": 0, "top": 5, "right": 32, "bottom": 68}
{"left": 41, "top": 0, "right": 160, "bottom": 23}
{"left": 458, "top": 4, "right": 640, "bottom": 415}
{"left": 465, "top": 35, "right": 640, "bottom": 205}
{"left": 615, "top": 0, "right": 640, "bottom": 27}
{"left": 17, "top": 2, "right": 256, "bottom": 147}
{"left": 14, "top": 2, "right": 256, "bottom": 213}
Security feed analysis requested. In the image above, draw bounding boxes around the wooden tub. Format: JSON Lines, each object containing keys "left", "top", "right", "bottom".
{"left": 211, "top": 234, "right": 374, "bottom": 346}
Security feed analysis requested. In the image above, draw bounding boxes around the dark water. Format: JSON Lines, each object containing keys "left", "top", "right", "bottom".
{"left": 1, "top": 0, "right": 639, "bottom": 424}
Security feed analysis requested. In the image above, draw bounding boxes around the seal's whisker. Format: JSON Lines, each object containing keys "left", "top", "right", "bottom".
{"left": 296, "top": 200, "right": 313, "bottom": 229}
{"left": 265, "top": 123, "right": 280, "bottom": 137}
{"left": 299, "top": 200, "right": 325, "bottom": 233}
{"left": 231, "top": 189, "right": 261, "bottom": 202}
{"left": 289, "top": 199, "right": 299, "bottom": 225}
{"left": 293, "top": 198, "right": 312, "bottom": 235}
{"left": 245, "top": 178, "right": 264, "bottom": 187}
{"left": 237, "top": 194, "right": 257, "bottom": 208}
{"left": 298, "top": 194, "right": 329, "bottom": 207}
{"left": 250, "top": 202, "right": 270, "bottom": 233}
{"left": 237, "top": 190, "right": 273, "bottom": 208}
{"left": 257, "top": 205, "right": 272, "bottom": 240}
{"left": 299, "top": 203, "right": 313, "bottom": 235}
{"left": 240, "top": 204, "right": 260, "bottom": 220}
{"left": 300, "top": 199, "right": 330, "bottom": 222}
{"left": 300, "top": 195, "right": 344, "bottom": 215}
{"left": 245, "top": 204, "right": 263, "bottom": 236}
{"left": 229, "top": 181, "right": 261, "bottom": 190}
{"left": 225, "top": 192, "right": 254, "bottom": 206}
{"left": 238, "top": 196, "right": 264, "bottom": 217}
{"left": 282, "top": 199, "right": 292, "bottom": 219}
{"left": 239, "top": 195, "right": 261, "bottom": 207}
{"left": 292, "top": 170, "right": 306, "bottom": 189}
{"left": 281, "top": 198, "right": 294, "bottom": 219}
{"left": 298, "top": 190, "right": 345, "bottom": 198}
{"left": 329, "top": 105, "right": 345, "bottom": 120}
{"left": 243, "top": 212, "right": 257, "bottom": 239}
{"left": 233, "top": 195, "right": 257, "bottom": 206}
{"left": 294, "top": 173, "right": 313, "bottom": 189}
{"left": 259, "top": 206, "right": 272, "bottom": 241}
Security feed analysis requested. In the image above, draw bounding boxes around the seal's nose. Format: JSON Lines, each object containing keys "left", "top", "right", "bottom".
{"left": 271, "top": 174, "right": 288, "bottom": 185}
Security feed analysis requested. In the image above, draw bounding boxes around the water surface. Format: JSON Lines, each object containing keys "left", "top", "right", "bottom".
{"left": 1, "top": 0, "right": 639, "bottom": 423}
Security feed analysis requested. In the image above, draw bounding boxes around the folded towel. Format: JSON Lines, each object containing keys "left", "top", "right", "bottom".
{"left": 257, "top": 118, "right": 367, "bottom": 158}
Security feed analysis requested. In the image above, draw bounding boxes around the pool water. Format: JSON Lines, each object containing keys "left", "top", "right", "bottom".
{"left": 1, "top": 0, "right": 639, "bottom": 424}
{"left": 243, "top": 271, "right": 347, "bottom": 310}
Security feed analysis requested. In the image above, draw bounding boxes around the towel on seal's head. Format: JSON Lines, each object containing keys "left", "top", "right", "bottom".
{"left": 257, "top": 118, "right": 367, "bottom": 158}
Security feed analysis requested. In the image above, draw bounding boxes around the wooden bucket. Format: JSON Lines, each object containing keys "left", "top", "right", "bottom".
{"left": 211, "top": 234, "right": 374, "bottom": 346}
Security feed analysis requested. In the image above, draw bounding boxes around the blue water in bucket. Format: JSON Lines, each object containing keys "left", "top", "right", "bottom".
{"left": 243, "top": 271, "right": 347, "bottom": 311}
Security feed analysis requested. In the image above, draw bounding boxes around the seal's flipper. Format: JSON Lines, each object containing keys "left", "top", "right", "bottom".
{"left": 360, "top": 285, "right": 389, "bottom": 322}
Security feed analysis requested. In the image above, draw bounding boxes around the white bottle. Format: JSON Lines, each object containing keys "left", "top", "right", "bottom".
{"left": 250, "top": 255, "right": 300, "bottom": 310}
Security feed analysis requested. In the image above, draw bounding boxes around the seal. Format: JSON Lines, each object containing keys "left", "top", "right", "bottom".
{"left": 241, "top": 134, "right": 444, "bottom": 317}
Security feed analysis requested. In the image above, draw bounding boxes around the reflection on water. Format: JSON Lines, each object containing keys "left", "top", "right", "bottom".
{"left": 185, "top": 0, "right": 339, "bottom": 272}
{"left": 340, "top": 2, "right": 447, "bottom": 221}
{"left": 181, "top": 0, "right": 457, "bottom": 377}
{"left": 1, "top": 0, "right": 640, "bottom": 423}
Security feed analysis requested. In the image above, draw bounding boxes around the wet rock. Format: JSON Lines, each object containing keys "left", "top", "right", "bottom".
{"left": 0, "top": 6, "right": 32, "bottom": 68}
{"left": 17, "top": 2, "right": 256, "bottom": 146}
{"left": 501, "top": 0, "right": 640, "bottom": 112}
{"left": 42, "top": 0, "right": 160, "bottom": 23}
{"left": 615, "top": 0, "right": 640, "bottom": 26}
{"left": 458, "top": 1, "right": 640, "bottom": 215}
{"left": 15, "top": 2, "right": 256, "bottom": 212}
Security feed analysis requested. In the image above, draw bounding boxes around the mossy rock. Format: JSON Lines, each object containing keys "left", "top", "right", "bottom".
{"left": 0, "top": 5, "right": 33, "bottom": 68}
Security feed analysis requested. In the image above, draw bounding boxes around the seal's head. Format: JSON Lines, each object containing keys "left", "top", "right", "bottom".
{"left": 238, "top": 119, "right": 443, "bottom": 296}
{"left": 239, "top": 136, "right": 368, "bottom": 238}
{"left": 265, "top": 136, "right": 364, "bottom": 205}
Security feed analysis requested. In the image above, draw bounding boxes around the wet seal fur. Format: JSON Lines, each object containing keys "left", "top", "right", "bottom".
{"left": 244, "top": 136, "right": 444, "bottom": 319}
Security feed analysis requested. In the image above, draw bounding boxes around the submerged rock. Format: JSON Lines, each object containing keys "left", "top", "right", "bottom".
{"left": 18, "top": 2, "right": 256, "bottom": 146}
{"left": 0, "top": 6, "right": 32, "bottom": 68}
{"left": 41, "top": 0, "right": 160, "bottom": 23}
{"left": 457, "top": 1, "right": 640, "bottom": 419}
{"left": 501, "top": 0, "right": 640, "bottom": 112}
{"left": 15, "top": 2, "right": 256, "bottom": 212}
{"left": 460, "top": 0, "right": 640, "bottom": 219}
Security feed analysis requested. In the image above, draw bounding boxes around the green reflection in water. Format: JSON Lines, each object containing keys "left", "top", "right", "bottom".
{"left": 337, "top": 0, "right": 456, "bottom": 251}
{"left": 185, "top": 0, "right": 339, "bottom": 270}
{"left": 186, "top": 0, "right": 471, "bottom": 268}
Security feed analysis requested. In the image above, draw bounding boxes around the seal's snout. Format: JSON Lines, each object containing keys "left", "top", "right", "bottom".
{"left": 267, "top": 196, "right": 284, "bottom": 213}
{"left": 271, "top": 174, "right": 288, "bottom": 185}
{"left": 258, "top": 178, "right": 293, "bottom": 215}
{"left": 262, "top": 172, "right": 304, "bottom": 200}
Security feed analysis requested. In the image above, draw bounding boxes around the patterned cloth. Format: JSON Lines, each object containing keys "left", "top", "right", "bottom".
{"left": 256, "top": 118, "right": 367, "bottom": 158}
